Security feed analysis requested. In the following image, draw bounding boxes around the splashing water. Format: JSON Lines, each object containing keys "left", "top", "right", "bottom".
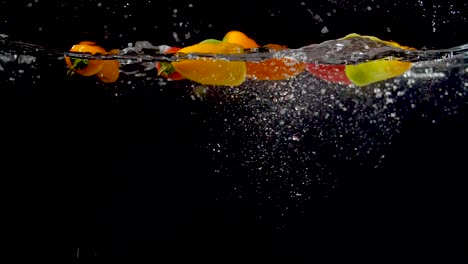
{"left": 1, "top": 33, "right": 468, "bottom": 210}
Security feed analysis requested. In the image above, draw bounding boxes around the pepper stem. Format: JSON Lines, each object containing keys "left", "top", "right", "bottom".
{"left": 67, "top": 58, "right": 89, "bottom": 75}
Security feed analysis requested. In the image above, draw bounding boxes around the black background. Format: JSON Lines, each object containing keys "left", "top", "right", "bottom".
{"left": 1, "top": 0, "right": 467, "bottom": 263}
{"left": 1, "top": 0, "right": 468, "bottom": 49}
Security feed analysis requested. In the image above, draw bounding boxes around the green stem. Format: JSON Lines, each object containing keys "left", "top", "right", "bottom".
{"left": 67, "top": 58, "right": 89, "bottom": 75}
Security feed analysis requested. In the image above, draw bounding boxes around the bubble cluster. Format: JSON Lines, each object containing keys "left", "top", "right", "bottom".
{"left": 169, "top": 54, "right": 466, "bottom": 219}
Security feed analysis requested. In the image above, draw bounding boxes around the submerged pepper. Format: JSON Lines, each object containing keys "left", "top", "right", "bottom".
{"left": 65, "top": 41, "right": 120, "bottom": 83}
{"left": 341, "top": 33, "right": 414, "bottom": 86}
{"left": 223, "top": 30, "right": 306, "bottom": 81}
{"left": 307, "top": 33, "right": 414, "bottom": 86}
{"left": 171, "top": 39, "right": 247, "bottom": 86}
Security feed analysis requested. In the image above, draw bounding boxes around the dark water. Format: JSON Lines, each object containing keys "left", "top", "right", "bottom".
{"left": 1, "top": 1, "right": 468, "bottom": 263}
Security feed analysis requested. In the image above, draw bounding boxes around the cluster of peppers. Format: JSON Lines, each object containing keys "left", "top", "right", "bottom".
{"left": 65, "top": 31, "right": 413, "bottom": 87}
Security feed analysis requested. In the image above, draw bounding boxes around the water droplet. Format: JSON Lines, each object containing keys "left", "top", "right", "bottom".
{"left": 172, "top": 32, "right": 180, "bottom": 42}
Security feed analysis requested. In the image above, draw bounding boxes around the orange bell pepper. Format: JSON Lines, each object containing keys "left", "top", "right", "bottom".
{"left": 171, "top": 39, "right": 246, "bottom": 86}
{"left": 65, "top": 41, "right": 120, "bottom": 83}
{"left": 223, "top": 31, "right": 306, "bottom": 80}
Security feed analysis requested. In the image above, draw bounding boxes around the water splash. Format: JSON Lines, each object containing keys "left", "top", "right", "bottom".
{"left": 1, "top": 34, "right": 467, "bottom": 65}
{"left": 1, "top": 32, "right": 467, "bottom": 210}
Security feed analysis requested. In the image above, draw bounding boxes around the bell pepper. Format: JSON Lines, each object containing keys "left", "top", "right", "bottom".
{"left": 307, "top": 34, "right": 413, "bottom": 86}
{"left": 223, "top": 31, "right": 306, "bottom": 80}
{"left": 65, "top": 41, "right": 120, "bottom": 83}
{"left": 171, "top": 39, "right": 246, "bottom": 86}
